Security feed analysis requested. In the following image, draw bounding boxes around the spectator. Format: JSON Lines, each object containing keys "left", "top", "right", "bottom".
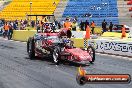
{"left": 39, "top": 21, "right": 43, "bottom": 32}
{"left": 58, "top": 22, "right": 61, "bottom": 29}
{"left": 36, "top": 21, "right": 40, "bottom": 33}
{"left": 54, "top": 19, "right": 58, "bottom": 29}
{"left": 91, "top": 21, "right": 95, "bottom": 34}
{"left": 8, "top": 23, "right": 13, "bottom": 40}
{"left": 3, "top": 22, "right": 9, "bottom": 38}
{"left": 121, "top": 25, "right": 126, "bottom": 39}
{"left": 1, "top": 19, "right": 5, "bottom": 25}
{"left": 23, "top": 19, "right": 28, "bottom": 27}
{"left": 102, "top": 19, "right": 107, "bottom": 33}
{"left": 63, "top": 18, "right": 72, "bottom": 30}
{"left": 53, "top": 1, "right": 56, "bottom": 6}
{"left": 20, "top": 19, "right": 23, "bottom": 30}
{"left": 72, "top": 21, "right": 77, "bottom": 31}
{"left": 31, "top": 21, "right": 35, "bottom": 28}
{"left": 52, "top": 23, "right": 56, "bottom": 32}
{"left": 15, "top": 19, "right": 18, "bottom": 26}
{"left": 20, "top": 19, "right": 23, "bottom": 25}
{"left": 10, "top": 21, "right": 13, "bottom": 27}
{"left": 85, "top": 20, "right": 89, "bottom": 31}
{"left": 13, "top": 22, "right": 17, "bottom": 30}
{"left": 74, "top": 16, "right": 78, "bottom": 22}
{"left": 80, "top": 21, "right": 85, "bottom": 31}
{"left": 0, "top": 20, "right": 2, "bottom": 26}
{"left": 109, "top": 22, "right": 113, "bottom": 32}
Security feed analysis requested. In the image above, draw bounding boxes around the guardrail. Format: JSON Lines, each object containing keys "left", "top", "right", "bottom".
{"left": 12, "top": 30, "right": 37, "bottom": 42}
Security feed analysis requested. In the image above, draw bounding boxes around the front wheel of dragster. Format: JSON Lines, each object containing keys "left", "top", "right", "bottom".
{"left": 27, "top": 37, "right": 35, "bottom": 59}
{"left": 87, "top": 46, "right": 95, "bottom": 64}
{"left": 52, "top": 46, "right": 61, "bottom": 65}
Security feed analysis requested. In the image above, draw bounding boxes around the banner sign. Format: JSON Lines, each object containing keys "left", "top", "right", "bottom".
{"left": 88, "top": 39, "right": 132, "bottom": 57}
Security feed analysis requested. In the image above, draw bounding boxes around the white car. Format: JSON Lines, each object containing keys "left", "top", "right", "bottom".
{"left": 113, "top": 24, "right": 130, "bottom": 33}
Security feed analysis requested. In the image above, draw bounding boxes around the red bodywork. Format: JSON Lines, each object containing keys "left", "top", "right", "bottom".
{"left": 38, "top": 33, "right": 59, "bottom": 36}
{"left": 127, "top": 0, "right": 132, "bottom": 5}
{"left": 64, "top": 48, "right": 92, "bottom": 63}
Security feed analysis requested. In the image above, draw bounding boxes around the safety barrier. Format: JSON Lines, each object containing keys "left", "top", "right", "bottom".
{"left": 71, "top": 38, "right": 86, "bottom": 48}
{"left": 101, "top": 32, "right": 129, "bottom": 38}
{"left": 88, "top": 38, "right": 132, "bottom": 57}
{"left": 12, "top": 30, "right": 37, "bottom": 41}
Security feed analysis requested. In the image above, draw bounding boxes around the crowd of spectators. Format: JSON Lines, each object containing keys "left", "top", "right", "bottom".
{"left": 0, "top": 17, "right": 115, "bottom": 40}
{"left": 62, "top": 17, "right": 96, "bottom": 34}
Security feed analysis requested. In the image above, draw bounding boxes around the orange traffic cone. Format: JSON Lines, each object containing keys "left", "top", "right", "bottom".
{"left": 121, "top": 26, "right": 126, "bottom": 39}
{"left": 85, "top": 25, "right": 91, "bottom": 39}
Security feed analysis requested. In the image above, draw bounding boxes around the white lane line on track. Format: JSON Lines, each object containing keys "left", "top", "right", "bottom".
{"left": 96, "top": 53, "right": 132, "bottom": 61}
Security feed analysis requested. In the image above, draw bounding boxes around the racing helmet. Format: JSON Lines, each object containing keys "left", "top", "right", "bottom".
{"left": 63, "top": 39, "right": 74, "bottom": 49}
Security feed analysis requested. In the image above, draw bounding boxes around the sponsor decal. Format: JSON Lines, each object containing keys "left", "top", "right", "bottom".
{"left": 76, "top": 67, "right": 131, "bottom": 85}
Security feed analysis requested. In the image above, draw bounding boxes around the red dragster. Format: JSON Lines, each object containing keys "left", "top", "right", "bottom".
{"left": 27, "top": 29, "right": 95, "bottom": 65}
{"left": 127, "top": 0, "right": 132, "bottom": 5}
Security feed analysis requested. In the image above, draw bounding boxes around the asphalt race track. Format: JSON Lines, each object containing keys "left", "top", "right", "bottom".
{"left": 0, "top": 37, "right": 132, "bottom": 88}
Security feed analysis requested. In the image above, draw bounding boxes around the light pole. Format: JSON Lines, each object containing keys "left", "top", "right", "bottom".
{"left": 30, "top": 2, "right": 32, "bottom": 22}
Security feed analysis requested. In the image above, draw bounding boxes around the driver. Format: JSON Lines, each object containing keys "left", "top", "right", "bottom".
{"left": 61, "top": 36, "right": 74, "bottom": 49}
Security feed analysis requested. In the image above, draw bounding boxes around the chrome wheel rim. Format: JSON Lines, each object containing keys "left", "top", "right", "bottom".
{"left": 53, "top": 51, "right": 58, "bottom": 63}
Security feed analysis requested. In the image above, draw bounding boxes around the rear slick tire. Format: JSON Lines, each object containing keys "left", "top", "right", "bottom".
{"left": 27, "top": 37, "right": 35, "bottom": 59}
